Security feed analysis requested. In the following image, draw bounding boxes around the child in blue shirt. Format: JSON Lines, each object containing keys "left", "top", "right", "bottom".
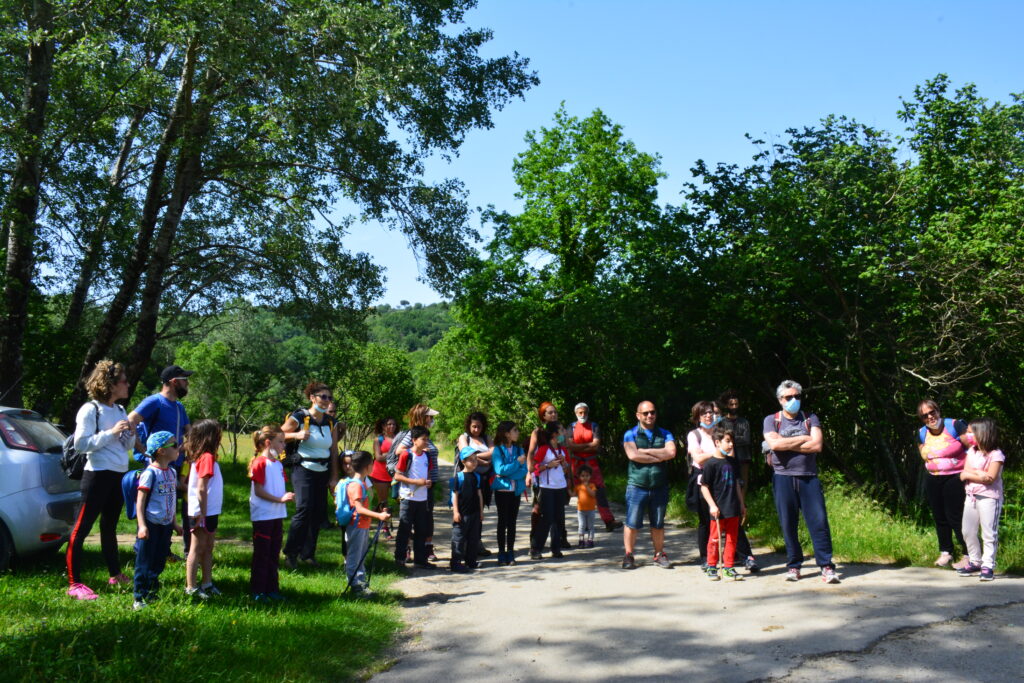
{"left": 133, "top": 431, "right": 183, "bottom": 610}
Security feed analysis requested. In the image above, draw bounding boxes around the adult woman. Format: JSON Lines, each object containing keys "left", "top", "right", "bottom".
{"left": 282, "top": 381, "right": 338, "bottom": 569}
{"left": 457, "top": 412, "right": 495, "bottom": 556}
{"left": 917, "top": 400, "right": 969, "bottom": 567}
{"left": 371, "top": 416, "right": 398, "bottom": 537}
{"left": 66, "top": 360, "right": 134, "bottom": 599}
{"left": 686, "top": 400, "right": 719, "bottom": 569}
{"left": 527, "top": 402, "right": 571, "bottom": 552}
{"left": 395, "top": 404, "right": 440, "bottom": 561}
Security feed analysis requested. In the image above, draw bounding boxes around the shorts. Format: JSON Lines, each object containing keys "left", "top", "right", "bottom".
{"left": 624, "top": 484, "right": 668, "bottom": 530}
{"left": 189, "top": 514, "right": 219, "bottom": 534}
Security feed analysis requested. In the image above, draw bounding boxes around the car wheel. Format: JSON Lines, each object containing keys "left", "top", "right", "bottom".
{"left": 0, "top": 523, "right": 13, "bottom": 572}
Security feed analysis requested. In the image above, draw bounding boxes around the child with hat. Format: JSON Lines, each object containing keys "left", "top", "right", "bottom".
{"left": 450, "top": 447, "right": 484, "bottom": 573}
{"left": 133, "top": 431, "right": 183, "bottom": 610}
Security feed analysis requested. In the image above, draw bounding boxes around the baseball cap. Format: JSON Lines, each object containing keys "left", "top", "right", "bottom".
{"left": 160, "top": 365, "right": 194, "bottom": 383}
{"left": 459, "top": 446, "right": 478, "bottom": 462}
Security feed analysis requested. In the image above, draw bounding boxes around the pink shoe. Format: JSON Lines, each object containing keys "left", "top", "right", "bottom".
{"left": 67, "top": 583, "right": 98, "bottom": 600}
{"left": 108, "top": 573, "right": 131, "bottom": 586}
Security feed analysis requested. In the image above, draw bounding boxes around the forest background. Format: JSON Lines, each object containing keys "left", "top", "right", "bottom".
{"left": 2, "top": 1, "right": 1022, "bottom": 517}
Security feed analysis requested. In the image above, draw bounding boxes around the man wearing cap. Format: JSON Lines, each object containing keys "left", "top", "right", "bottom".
{"left": 621, "top": 401, "right": 676, "bottom": 569}
{"left": 566, "top": 403, "right": 623, "bottom": 532}
{"left": 129, "top": 365, "right": 194, "bottom": 559}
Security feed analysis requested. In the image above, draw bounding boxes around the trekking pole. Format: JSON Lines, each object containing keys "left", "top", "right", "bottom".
{"left": 346, "top": 519, "right": 385, "bottom": 593}
{"left": 719, "top": 516, "right": 726, "bottom": 577}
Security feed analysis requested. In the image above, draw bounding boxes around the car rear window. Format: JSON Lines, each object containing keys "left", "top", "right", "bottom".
{"left": 0, "top": 413, "right": 65, "bottom": 453}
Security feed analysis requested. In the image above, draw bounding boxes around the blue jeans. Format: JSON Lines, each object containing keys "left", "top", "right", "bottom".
{"left": 772, "top": 474, "right": 834, "bottom": 570}
{"left": 624, "top": 484, "right": 668, "bottom": 530}
{"left": 134, "top": 522, "right": 172, "bottom": 600}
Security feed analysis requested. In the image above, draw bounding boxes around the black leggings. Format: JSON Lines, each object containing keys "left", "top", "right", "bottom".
{"left": 495, "top": 491, "right": 521, "bottom": 554}
{"left": 532, "top": 488, "right": 565, "bottom": 553}
{"left": 66, "top": 469, "right": 124, "bottom": 585}
{"left": 283, "top": 466, "right": 329, "bottom": 560}
{"left": 926, "top": 473, "right": 967, "bottom": 555}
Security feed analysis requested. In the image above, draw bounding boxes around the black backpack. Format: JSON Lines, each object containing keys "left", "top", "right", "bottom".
{"left": 61, "top": 400, "right": 100, "bottom": 480}
{"left": 385, "top": 429, "right": 411, "bottom": 476}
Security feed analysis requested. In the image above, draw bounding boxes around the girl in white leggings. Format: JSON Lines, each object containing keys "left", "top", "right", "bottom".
{"left": 958, "top": 418, "right": 1006, "bottom": 582}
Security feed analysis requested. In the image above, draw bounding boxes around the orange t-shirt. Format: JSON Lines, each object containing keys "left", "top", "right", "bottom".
{"left": 575, "top": 483, "right": 597, "bottom": 511}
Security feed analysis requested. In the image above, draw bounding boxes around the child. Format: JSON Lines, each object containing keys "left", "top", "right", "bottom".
{"left": 451, "top": 447, "right": 484, "bottom": 573}
{"left": 339, "top": 450, "right": 355, "bottom": 556}
{"left": 491, "top": 421, "right": 527, "bottom": 565}
{"left": 393, "top": 426, "right": 435, "bottom": 569}
{"left": 133, "top": 431, "right": 183, "bottom": 610}
{"left": 575, "top": 465, "right": 597, "bottom": 548}
{"left": 341, "top": 451, "right": 391, "bottom": 595}
{"left": 700, "top": 426, "right": 746, "bottom": 581}
{"left": 184, "top": 419, "right": 224, "bottom": 598}
{"left": 249, "top": 426, "right": 295, "bottom": 601}
{"left": 531, "top": 422, "right": 568, "bottom": 560}
{"left": 958, "top": 418, "right": 1006, "bottom": 581}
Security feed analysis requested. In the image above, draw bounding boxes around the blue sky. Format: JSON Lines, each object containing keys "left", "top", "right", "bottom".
{"left": 342, "top": 0, "right": 1024, "bottom": 306}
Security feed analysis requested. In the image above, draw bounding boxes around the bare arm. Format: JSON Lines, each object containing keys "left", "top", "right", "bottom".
{"left": 136, "top": 488, "right": 149, "bottom": 539}
{"left": 792, "top": 426, "right": 823, "bottom": 453}
{"left": 960, "top": 459, "right": 1003, "bottom": 485}
{"left": 639, "top": 440, "right": 677, "bottom": 461}
{"left": 763, "top": 430, "right": 810, "bottom": 452}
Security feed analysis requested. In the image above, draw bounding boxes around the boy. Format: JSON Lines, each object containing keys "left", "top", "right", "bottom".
{"left": 344, "top": 450, "right": 391, "bottom": 596}
{"left": 451, "top": 447, "right": 484, "bottom": 573}
{"left": 575, "top": 465, "right": 598, "bottom": 548}
{"left": 134, "top": 431, "right": 184, "bottom": 610}
{"left": 699, "top": 426, "right": 746, "bottom": 581}
{"left": 393, "top": 426, "right": 435, "bottom": 569}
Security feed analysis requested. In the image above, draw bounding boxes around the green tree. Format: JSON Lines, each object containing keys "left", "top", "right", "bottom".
{"left": 334, "top": 343, "right": 417, "bottom": 449}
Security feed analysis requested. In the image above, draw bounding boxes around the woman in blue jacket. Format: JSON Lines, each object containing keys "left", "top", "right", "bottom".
{"left": 491, "top": 421, "right": 528, "bottom": 566}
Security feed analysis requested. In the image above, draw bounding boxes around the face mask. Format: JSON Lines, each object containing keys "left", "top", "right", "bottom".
{"left": 310, "top": 403, "right": 324, "bottom": 414}
{"left": 783, "top": 398, "right": 800, "bottom": 414}
{"left": 702, "top": 416, "right": 721, "bottom": 429}
{"left": 720, "top": 448, "right": 731, "bottom": 456}
{"left": 428, "top": 418, "right": 435, "bottom": 429}
{"left": 965, "top": 433, "right": 977, "bottom": 447}
{"left": 268, "top": 446, "right": 280, "bottom": 458}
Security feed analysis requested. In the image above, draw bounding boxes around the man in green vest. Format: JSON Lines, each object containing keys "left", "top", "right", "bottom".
{"left": 621, "top": 400, "right": 677, "bottom": 569}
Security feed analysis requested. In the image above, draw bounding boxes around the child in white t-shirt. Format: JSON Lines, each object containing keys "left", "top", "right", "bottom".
{"left": 249, "top": 426, "right": 295, "bottom": 601}
{"left": 184, "top": 419, "right": 224, "bottom": 599}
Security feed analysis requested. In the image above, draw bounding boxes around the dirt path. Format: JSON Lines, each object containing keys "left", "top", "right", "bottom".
{"left": 372, "top": 463, "right": 1024, "bottom": 681}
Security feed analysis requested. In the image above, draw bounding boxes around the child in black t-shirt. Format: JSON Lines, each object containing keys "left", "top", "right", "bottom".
{"left": 699, "top": 426, "right": 747, "bottom": 581}
{"left": 450, "top": 447, "right": 484, "bottom": 573}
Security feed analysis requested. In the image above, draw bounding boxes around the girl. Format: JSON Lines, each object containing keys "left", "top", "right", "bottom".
{"left": 371, "top": 417, "right": 398, "bottom": 538}
{"left": 531, "top": 422, "right": 568, "bottom": 560}
{"left": 66, "top": 360, "right": 134, "bottom": 599}
{"left": 339, "top": 450, "right": 355, "bottom": 556}
{"left": 958, "top": 418, "right": 1006, "bottom": 581}
{"left": 527, "top": 402, "right": 571, "bottom": 551}
{"left": 250, "top": 426, "right": 295, "bottom": 601}
{"left": 184, "top": 419, "right": 224, "bottom": 598}
{"left": 491, "top": 421, "right": 528, "bottom": 565}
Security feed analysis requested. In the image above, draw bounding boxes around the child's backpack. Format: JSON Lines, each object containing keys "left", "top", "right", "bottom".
{"left": 448, "top": 470, "right": 481, "bottom": 508}
{"left": 336, "top": 477, "right": 369, "bottom": 526}
{"left": 121, "top": 464, "right": 151, "bottom": 520}
{"left": 384, "top": 429, "right": 410, "bottom": 476}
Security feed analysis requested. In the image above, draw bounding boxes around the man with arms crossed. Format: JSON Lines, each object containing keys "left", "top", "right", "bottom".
{"left": 621, "top": 401, "right": 676, "bottom": 570}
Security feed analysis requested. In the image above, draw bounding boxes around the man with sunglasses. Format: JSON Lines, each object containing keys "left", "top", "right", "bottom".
{"left": 762, "top": 380, "right": 839, "bottom": 583}
{"left": 621, "top": 401, "right": 676, "bottom": 569}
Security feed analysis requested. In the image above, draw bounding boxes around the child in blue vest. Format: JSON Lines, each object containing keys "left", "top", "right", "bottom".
{"left": 133, "top": 431, "right": 183, "bottom": 610}
{"left": 451, "top": 447, "right": 484, "bottom": 573}
{"left": 341, "top": 451, "right": 391, "bottom": 596}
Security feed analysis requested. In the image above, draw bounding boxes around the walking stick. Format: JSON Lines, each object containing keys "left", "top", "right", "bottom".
{"left": 346, "top": 519, "right": 385, "bottom": 593}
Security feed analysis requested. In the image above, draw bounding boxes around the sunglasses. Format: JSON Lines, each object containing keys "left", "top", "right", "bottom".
{"left": 315, "top": 393, "right": 333, "bottom": 401}
{"left": 919, "top": 410, "right": 938, "bottom": 421}
{"left": 781, "top": 394, "right": 801, "bottom": 400}
{"left": 640, "top": 410, "right": 657, "bottom": 416}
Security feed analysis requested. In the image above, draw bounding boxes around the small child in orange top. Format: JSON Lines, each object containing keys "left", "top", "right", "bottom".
{"left": 575, "top": 466, "right": 598, "bottom": 548}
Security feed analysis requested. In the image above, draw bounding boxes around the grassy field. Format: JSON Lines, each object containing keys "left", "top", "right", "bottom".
{"left": 0, "top": 449, "right": 407, "bottom": 682}
{"left": 604, "top": 467, "right": 1023, "bottom": 573}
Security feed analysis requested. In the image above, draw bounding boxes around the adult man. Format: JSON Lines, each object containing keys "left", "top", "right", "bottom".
{"left": 129, "top": 365, "right": 193, "bottom": 559}
{"left": 762, "top": 380, "right": 839, "bottom": 583}
{"left": 566, "top": 402, "right": 623, "bottom": 532}
{"left": 621, "top": 401, "right": 676, "bottom": 569}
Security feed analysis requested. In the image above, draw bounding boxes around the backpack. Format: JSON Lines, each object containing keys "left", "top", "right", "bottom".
{"left": 282, "top": 409, "right": 311, "bottom": 469}
{"left": 384, "top": 429, "right": 410, "bottom": 476}
{"left": 60, "top": 400, "right": 101, "bottom": 480}
{"left": 121, "top": 463, "right": 152, "bottom": 520}
{"left": 335, "top": 477, "right": 369, "bottom": 526}
{"left": 448, "top": 470, "right": 481, "bottom": 508}
{"left": 918, "top": 418, "right": 960, "bottom": 445}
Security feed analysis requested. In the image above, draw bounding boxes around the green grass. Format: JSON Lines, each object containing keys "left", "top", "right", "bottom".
{"left": 0, "top": 451, "right": 407, "bottom": 682}
{"left": 605, "top": 468, "right": 1023, "bottom": 573}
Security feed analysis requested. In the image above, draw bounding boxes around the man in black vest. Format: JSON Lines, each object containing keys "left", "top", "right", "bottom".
{"left": 621, "top": 401, "right": 677, "bottom": 569}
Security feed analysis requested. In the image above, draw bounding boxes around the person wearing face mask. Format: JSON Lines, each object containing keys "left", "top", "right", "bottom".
{"left": 566, "top": 403, "right": 623, "bottom": 532}
{"left": 763, "top": 380, "right": 839, "bottom": 584}
{"left": 394, "top": 404, "right": 441, "bottom": 561}
{"left": 916, "top": 399, "right": 970, "bottom": 569}
{"left": 686, "top": 400, "right": 720, "bottom": 569}
{"left": 281, "top": 381, "right": 339, "bottom": 569}
{"left": 717, "top": 390, "right": 760, "bottom": 572}
{"left": 129, "top": 364, "right": 194, "bottom": 561}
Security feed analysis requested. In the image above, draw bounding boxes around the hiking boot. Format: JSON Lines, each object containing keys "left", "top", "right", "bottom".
{"left": 622, "top": 552, "right": 637, "bottom": 570}
{"left": 108, "top": 573, "right": 131, "bottom": 586}
{"left": 653, "top": 552, "right": 672, "bottom": 569}
{"left": 67, "top": 583, "right": 98, "bottom": 600}
{"left": 979, "top": 568, "right": 995, "bottom": 582}
{"left": 744, "top": 556, "right": 761, "bottom": 573}
{"left": 821, "top": 567, "right": 840, "bottom": 584}
{"left": 786, "top": 568, "right": 801, "bottom": 582}
{"left": 957, "top": 563, "right": 982, "bottom": 577}
{"left": 605, "top": 520, "right": 624, "bottom": 532}
{"left": 723, "top": 567, "right": 744, "bottom": 581}
{"left": 705, "top": 566, "right": 721, "bottom": 581}
{"left": 934, "top": 551, "right": 953, "bottom": 567}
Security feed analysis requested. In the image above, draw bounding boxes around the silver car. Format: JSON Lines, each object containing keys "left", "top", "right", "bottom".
{"left": 0, "top": 406, "right": 82, "bottom": 570}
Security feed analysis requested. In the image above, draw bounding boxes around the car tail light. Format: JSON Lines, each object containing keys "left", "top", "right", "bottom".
{"left": 39, "top": 533, "right": 62, "bottom": 542}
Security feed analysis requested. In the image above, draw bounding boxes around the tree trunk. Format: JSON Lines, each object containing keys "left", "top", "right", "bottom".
{"left": 0, "top": 0, "right": 54, "bottom": 407}
{"left": 60, "top": 37, "right": 199, "bottom": 426}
